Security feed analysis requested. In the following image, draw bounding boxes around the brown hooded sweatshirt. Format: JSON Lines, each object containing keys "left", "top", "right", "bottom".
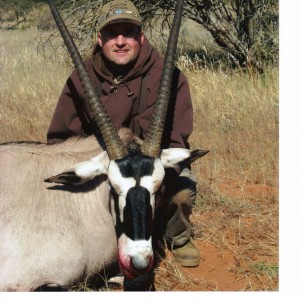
{"left": 47, "top": 37, "right": 193, "bottom": 149}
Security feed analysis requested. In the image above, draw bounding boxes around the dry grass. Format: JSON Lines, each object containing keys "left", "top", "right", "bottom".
{"left": 154, "top": 253, "right": 200, "bottom": 291}
{"left": 0, "top": 29, "right": 278, "bottom": 291}
{"left": 0, "top": 29, "right": 70, "bottom": 142}
{"left": 171, "top": 56, "right": 278, "bottom": 290}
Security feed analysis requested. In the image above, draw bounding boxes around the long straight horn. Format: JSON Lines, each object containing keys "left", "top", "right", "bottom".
{"left": 141, "top": 0, "right": 185, "bottom": 157}
{"left": 47, "top": 0, "right": 128, "bottom": 160}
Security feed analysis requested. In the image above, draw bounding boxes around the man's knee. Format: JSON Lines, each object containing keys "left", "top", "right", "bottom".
{"left": 170, "top": 185, "right": 196, "bottom": 207}
{"left": 159, "top": 167, "right": 198, "bottom": 210}
{"left": 170, "top": 168, "right": 197, "bottom": 205}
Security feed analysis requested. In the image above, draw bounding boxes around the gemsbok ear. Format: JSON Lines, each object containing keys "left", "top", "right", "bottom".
{"left": 45, "top": 151, "right": 110, "bottom": 185}
{"left": 160, "top": 148, "right": 209, "bottom": 172}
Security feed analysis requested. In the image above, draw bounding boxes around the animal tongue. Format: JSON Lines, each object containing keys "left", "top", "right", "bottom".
{"left": 118, "top": 261, "right": 136, "bottom": 279}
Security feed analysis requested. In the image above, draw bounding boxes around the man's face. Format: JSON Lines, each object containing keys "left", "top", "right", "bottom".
{"left": 98, "top": 23, "right": 144, "bottom": 66}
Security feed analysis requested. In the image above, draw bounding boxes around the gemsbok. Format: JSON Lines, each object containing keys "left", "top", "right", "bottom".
{"left": 0, "top": 0, "right": 208, "bottom": 291}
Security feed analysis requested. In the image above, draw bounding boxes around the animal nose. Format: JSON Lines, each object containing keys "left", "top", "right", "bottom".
{"left": 131, "top": 254, "right": 153, "bottom": 271}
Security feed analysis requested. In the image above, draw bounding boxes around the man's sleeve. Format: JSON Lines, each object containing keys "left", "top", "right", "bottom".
{"left": 168, "top": 69, "right": 193, "bottom": 149}
{"left": 46, "top": 75, "right": 84, "bottom": 144}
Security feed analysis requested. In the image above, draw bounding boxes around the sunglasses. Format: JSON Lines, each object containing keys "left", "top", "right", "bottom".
{"left": 101, "top": 28, "right": 141, "bottom": 41}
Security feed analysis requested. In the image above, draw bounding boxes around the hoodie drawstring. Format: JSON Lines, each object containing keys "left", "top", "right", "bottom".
{"left": 110, "top": 77, "right": 134, "bottom": 97}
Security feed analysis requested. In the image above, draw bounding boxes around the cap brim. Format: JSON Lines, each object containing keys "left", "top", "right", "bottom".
{"left": 100, "top": 18, "right": 141, "bottom": 31}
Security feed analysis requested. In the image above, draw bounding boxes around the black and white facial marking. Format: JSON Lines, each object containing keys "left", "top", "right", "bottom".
{"left": 108, "top": 151, "right": 165, "bottom": 278}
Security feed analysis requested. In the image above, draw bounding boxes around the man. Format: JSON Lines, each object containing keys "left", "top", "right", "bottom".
{"left": 47, "top": 0, "right": 199, "bottom": 267}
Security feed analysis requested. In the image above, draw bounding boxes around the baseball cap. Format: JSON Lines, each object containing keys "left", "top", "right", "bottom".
{"left": 98, "top": 0, "right": 142, "bottom": 31}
